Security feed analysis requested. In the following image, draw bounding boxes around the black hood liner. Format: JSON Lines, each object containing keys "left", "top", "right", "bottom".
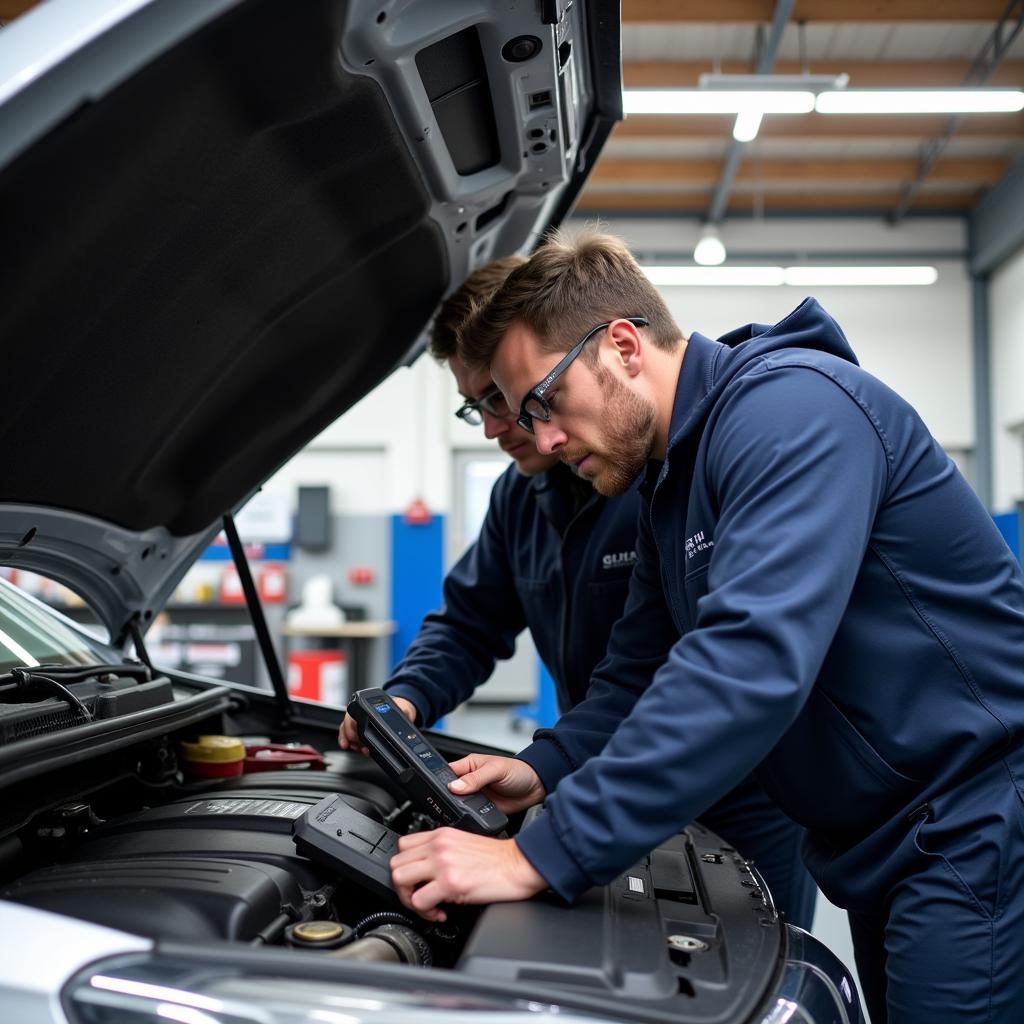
{"left": 0, "top": 0, "right": 446, "bottom": 536}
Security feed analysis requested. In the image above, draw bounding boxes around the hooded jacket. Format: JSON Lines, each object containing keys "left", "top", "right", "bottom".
{"left": 386, "top": 462, "right": 641, "bottom": 723}
{"left": 515, "top": 297, "right": 1024, "bottom": 907}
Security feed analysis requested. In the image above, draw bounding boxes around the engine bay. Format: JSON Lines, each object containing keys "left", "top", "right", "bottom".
{"left": 6, "top": 763, "right": 471, "bottom": 965}
{"left": 0, "top": 674, "right": 786, "bottom": 1023}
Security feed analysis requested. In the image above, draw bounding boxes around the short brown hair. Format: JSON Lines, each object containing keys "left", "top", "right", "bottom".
{"left": 458, "top": 230, "right": 682, "bottom": 372}
{"left": 429, "top": 255, "right": 527, "bottom": 361}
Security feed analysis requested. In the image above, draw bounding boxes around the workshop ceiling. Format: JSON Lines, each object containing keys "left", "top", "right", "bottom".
{"left": 3, "top": 0, "right": 1022, "bottom": 219}
{"left": 584, "top": 0, "right": 1024, "bottom": 219}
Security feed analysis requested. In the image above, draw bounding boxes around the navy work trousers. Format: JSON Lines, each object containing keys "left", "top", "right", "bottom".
{"left": 847, "top": 761, "right": 1024, "bottom": 1023}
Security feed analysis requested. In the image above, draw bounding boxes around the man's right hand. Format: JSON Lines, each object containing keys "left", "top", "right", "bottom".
{"left": 447, "top": 753, "right": 546, "bottom": 814}
{"left": 338, "top": 695, "right": 418, "bottom": 755}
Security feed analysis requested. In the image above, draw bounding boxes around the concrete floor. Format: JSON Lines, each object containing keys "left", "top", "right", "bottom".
{"left": 443, "top": 701, "right": 866, "bottom": 1015}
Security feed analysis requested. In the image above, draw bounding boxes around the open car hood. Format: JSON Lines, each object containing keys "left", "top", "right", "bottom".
{"left": 0, "top": 0, "right": 621, "bottom": 641}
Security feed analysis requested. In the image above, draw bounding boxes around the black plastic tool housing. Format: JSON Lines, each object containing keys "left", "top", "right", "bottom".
{"left": 348, "top": 688, "right": 508, "bottom": 836}
{"left": 293, "top": 793, "right": 401, "bottom": 902}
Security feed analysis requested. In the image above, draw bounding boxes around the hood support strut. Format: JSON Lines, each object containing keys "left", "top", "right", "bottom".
{"left": 222, "top": 512, "right": 292, "bottom": 726}
{"left": 127, "top": 619, "right": 154, "bottom": 673}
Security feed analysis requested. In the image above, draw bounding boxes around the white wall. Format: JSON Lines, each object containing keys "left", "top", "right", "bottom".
{"left": 989, "top": 246, "right": 1024, "bottom": 512}
{"left": 261, "top": 216, "right": 975, "bottom": 516}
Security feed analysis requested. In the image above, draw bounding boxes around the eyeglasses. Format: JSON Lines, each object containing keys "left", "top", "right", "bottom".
{"left": 454, "top": 383, "right": 513, "bottom": 426}
{"left": 516, "top": 317, "right": 649, "bottom": 434}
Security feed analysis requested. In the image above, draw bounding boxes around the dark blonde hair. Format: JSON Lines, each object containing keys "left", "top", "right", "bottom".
{"left": 429, "top": 255, "right": 527, "bottom": 361}
{"left": 458, "top": 230, "right": 682, "bottom": 371}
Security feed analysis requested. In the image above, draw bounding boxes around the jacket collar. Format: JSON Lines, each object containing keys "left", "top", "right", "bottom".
{"left": 665, "top": 297, "right": 856, "bottom": 457}
{"left": 636, "top": 333, "right": 725, "bottom": 500}
{"left": 665, "top": 331, "right": 725, "bottom": 450}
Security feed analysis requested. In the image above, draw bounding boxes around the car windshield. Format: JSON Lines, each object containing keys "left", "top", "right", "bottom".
{"left": 0, "top": 577, "right": 111, "bottom": 672}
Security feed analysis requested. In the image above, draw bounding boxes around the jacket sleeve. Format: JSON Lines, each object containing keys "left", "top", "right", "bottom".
{"left": 385, "top": 470, "right": 528, "bottom": 727}
{"left": 516, "top": 496, "right": 679, "bottom": 793}
{"left": 515, "top": 364, "right": 890, "bottom": 900}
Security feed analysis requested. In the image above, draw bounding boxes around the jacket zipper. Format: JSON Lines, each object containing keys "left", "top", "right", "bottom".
{"left": 647, "top": 471, "right": 669, "bottom": 618}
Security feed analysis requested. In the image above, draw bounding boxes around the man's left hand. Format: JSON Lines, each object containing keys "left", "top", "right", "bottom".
{"left": 390, "top": 829, "right": 547, "bottom": 922}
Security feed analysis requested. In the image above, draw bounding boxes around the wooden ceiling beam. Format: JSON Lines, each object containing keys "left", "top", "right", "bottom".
{"left": 624, "top": 60, "right": 1024, "bottom": 89}
{"left": 612, "top": 113, "right": 1024, "bottom": 139}
{"left": 623, "top": 0, "right": 1010, "bottom": 22}
{"left": 575, "top": 190, "right": 976, "bottom": 211}
{"left": 591, "top": 156, "right": 1008, "bottom": 186}
{"left": 0, "top": 0, "right": 37, "bottom": 18}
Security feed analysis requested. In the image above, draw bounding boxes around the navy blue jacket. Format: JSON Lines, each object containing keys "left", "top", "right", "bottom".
{"left": 515, "top": 297, "right": 1024, "bottom": 906}
{"left": 386, "top": 463, "right": 641, "bottom": 724}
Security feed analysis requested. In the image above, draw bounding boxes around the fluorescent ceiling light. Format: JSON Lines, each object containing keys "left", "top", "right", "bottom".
{"left": 644, "top": 266, "right": 785, "bottom": 287}
{"left": 641, "top": 266, "right": 938, "bottom": 287}
{"left": 815, "top": 89, "right": 1024, "bottom": 114}
{"left": 693, "top": 225, "right": 727, "bottom": 266}
{"left": 623, "top": 89, "right": 814, "bottom": 115}
{"left": 699, "top": 73, "right": 849, "bottom": 92}
{"left": 624, "top": 88, "right": 1024, "bottom": 117}
{"left": 732, "top": 110, "right": 763, "bottom": 141}
{"left": 784, "top": 266, "right": 938, "bottom": 286}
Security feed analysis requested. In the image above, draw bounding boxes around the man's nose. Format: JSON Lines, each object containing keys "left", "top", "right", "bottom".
{"left": 534, "top": 419, "right": 566, "bottom": 455}
{"left": 482, "top": 410, "right": 511, "bottom": 439}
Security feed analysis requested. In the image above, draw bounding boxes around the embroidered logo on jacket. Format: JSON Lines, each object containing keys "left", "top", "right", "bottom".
{"left": 601, "top": 550, "right": 638, "bottom": 570}
{"left": 685, "top": 530, "right": 714, "bottom": 559}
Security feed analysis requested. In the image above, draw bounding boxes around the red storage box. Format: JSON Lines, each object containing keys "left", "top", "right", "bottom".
{"left": 287, "top": 649, "right": 347, "bottom": 705}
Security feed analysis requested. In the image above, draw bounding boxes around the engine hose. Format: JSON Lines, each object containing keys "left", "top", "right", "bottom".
{"left": 331, "top": 924, "right": 432, "bottom": 967}
{"left": 250, "top": 912, "right": 292, "bottom": 946}
{"left": 352, "top": 909, "right": 418, "bottom": 937}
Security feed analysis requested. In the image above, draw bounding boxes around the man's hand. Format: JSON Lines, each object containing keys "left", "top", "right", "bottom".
{"left": 390, "top": 829, "right": 546, "bottom": 921}
{"left": 447, "top": 753, "right": 546, "bottom": 814}
{"left": 337, "top": 695, "right": 418, "bottom": 755}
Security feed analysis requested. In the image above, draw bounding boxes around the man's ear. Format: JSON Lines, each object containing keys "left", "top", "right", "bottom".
{"left": 606, "top": 318, "right": 644, "bottom": 377}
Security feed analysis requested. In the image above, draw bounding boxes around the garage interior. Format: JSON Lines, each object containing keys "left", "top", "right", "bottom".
{"left": 2, "top": 0, "right": 1023, "bottom": 1011}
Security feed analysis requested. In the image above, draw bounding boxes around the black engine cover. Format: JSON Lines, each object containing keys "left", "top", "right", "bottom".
{"left": 3, "top": 855, "right": 303, "bottom": 941}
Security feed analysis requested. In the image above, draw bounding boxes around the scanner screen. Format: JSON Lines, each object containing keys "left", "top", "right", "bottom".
{"left": 395, "top": 725, "right": 453, "bottom": 780}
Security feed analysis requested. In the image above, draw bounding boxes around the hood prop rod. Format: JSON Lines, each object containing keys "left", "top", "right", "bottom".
{"left": 127, "top": 618, "right": 154, "bottom": 674}
{"left": 222, "top": 512, "right": 292, "bottom": 726}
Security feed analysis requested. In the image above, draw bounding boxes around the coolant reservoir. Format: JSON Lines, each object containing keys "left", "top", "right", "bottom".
{"left": 285, "top": 921, "right": 353, "bottom": 950}
{"left": 180, "top": 735, "right": 245, "bottom": 778}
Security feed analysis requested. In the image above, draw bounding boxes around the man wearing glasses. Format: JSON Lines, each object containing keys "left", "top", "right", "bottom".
{"left": 340, "top": 255, "right": 815, "bottom": 928}
{"left": 387, "top": 232, "right": 1024, "bottom": 1023}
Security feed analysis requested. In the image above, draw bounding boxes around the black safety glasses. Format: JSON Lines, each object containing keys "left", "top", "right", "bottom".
{"left": 454, "top": 383, "right": 513, "bottom": 426}
{"left": 516, "top": 317, "right": 649, "bottom": 434}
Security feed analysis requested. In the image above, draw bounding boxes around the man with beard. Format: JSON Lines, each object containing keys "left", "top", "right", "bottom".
{"left": 340, "top": 254, "right": 816, "bottom": 928}
{"left": 388, "top": 232, "right": 1024, "bottom": 1024}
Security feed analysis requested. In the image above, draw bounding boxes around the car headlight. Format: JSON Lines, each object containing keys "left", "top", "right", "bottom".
{"left": 64, "top": 950, "right": 621, "bottom": 1024}
{"left": 755, "top": 925, "right": 861, "bottom": 1024}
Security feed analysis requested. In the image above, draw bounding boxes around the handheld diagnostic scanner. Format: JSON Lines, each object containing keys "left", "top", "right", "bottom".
{"left": 348, "top": 688, "right": 508, "bottom": 836}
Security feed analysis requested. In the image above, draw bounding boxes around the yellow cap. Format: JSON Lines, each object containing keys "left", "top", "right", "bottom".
{"left": 180, "top": 735, "right": 245, "bottom": 764}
